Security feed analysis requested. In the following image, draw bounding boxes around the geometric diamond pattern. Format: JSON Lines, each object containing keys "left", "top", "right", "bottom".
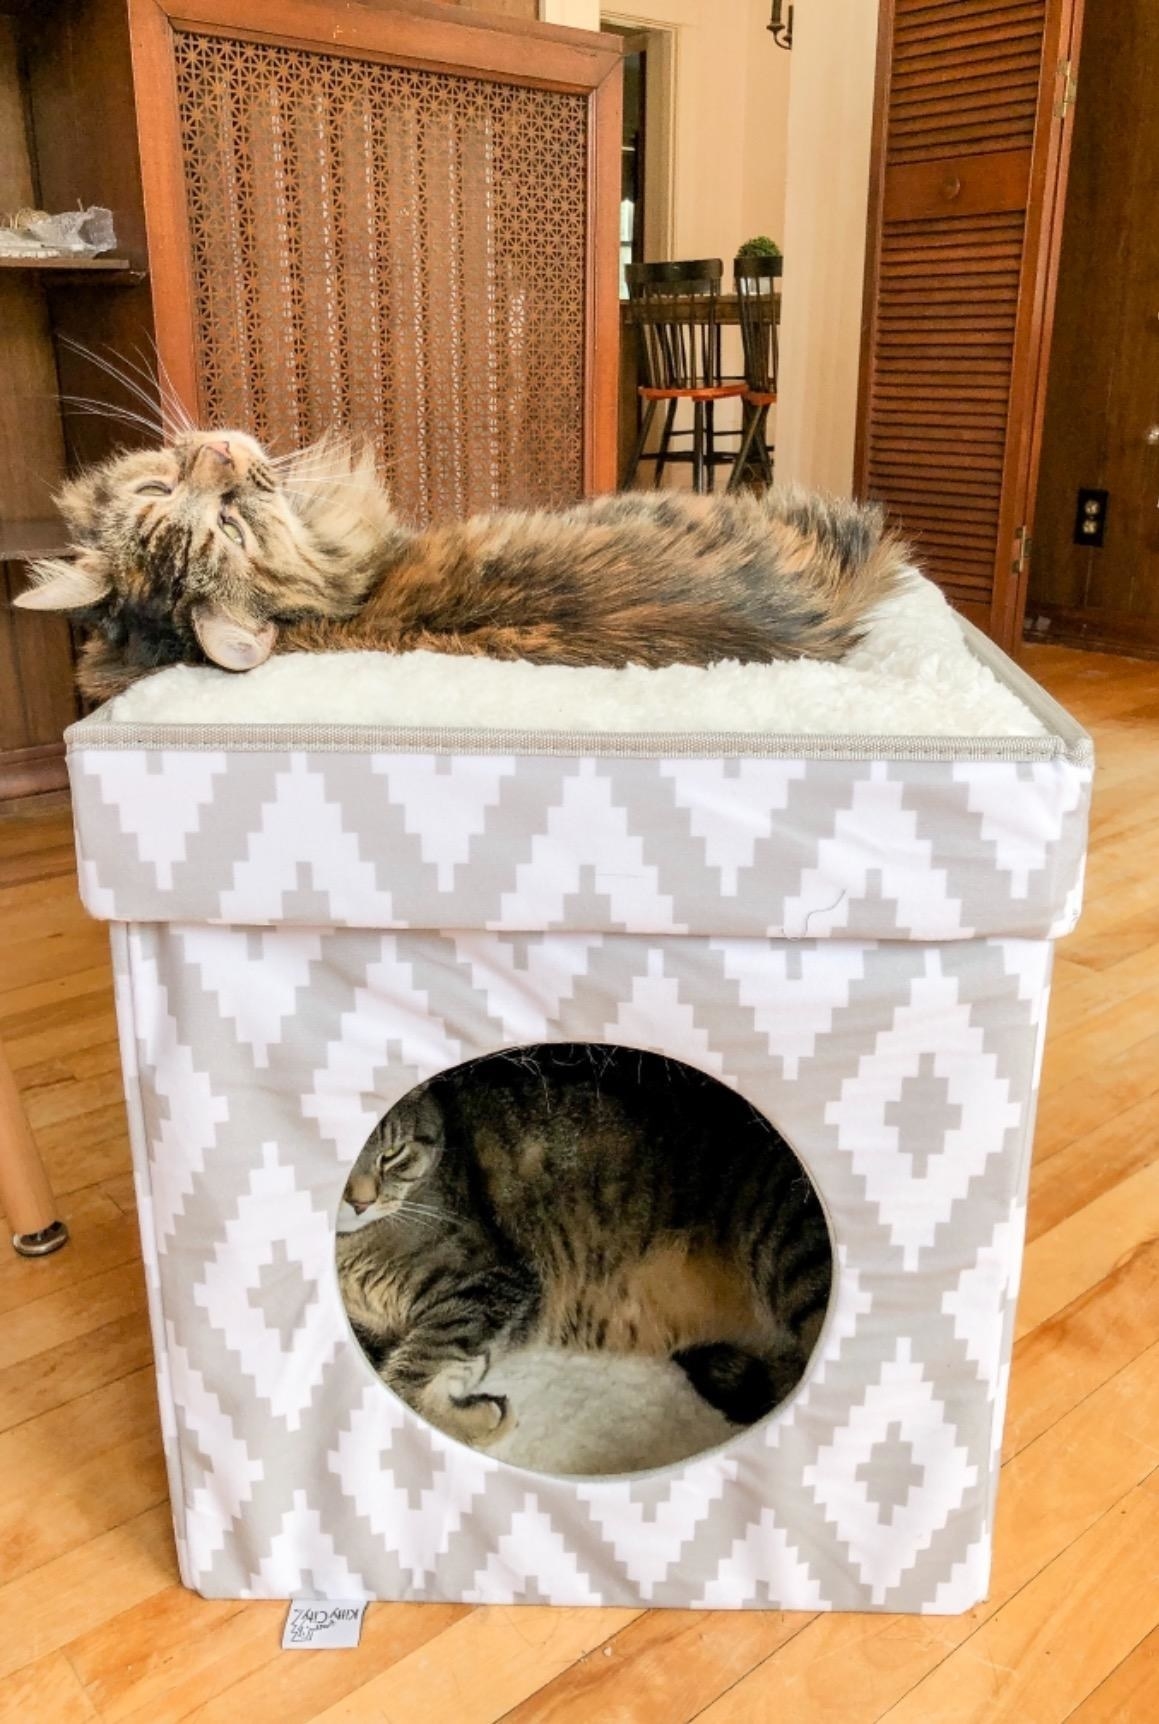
{"left": 885, "top": 1054, "right": 964, "bottom": 1179}
{"left": 109, "top": 921, "right": 1055, "bottom": 1613}
{"left": 73, "top": 714, "right": 1089, "bottom": 1615}
{"left": 69, "top": 743, "right": 1092, "bottom": 942}
{"left": 855, "top": 1421, "right": 926, "bottom": 1523}
{"left": 803, "top": 1338, "right": 980, "bottom": 1605}
{"left": 827, "top": 952, "right": 1026, "bottom": 1270}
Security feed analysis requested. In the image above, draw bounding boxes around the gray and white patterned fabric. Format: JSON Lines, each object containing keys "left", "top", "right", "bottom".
{"left": 70, "top": 690, "right": 1090, "bottom": 1614}
{"left": 111, "top": 922, "right": 1051, "bottom": 1611}
{"left": 68, "top": 728, "right": 1091, "bottom": 942}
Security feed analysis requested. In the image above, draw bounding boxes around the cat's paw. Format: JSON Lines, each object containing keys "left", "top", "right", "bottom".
{"left": 450, "top": 1391, "right": 514, "bottom": 1446}
{"left": 438, "top": 1354, "right": 489, "bottom": 1400}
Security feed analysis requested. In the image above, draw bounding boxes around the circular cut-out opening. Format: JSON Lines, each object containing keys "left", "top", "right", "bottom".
{"left": 335, "top": 1044, "right": 832, "bottom": 1477}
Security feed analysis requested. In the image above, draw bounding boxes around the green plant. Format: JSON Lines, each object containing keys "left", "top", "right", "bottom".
{"left": 737, "top": 235, "right": 782, "bottom": 258}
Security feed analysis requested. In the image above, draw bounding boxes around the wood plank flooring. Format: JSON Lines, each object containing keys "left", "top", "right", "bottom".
{"left": 0, "top": 644, "right": 1155, "bottom": 1723}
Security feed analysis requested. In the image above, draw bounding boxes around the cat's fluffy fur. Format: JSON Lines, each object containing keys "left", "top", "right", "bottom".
{"left": 15, "top": 430, "right": 906, "bottom": 702}
{"left": 337, "top": 1047, "right": 832, "bottom": 1453}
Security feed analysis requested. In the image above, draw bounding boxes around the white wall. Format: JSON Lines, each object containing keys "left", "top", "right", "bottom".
{"left": 774, "top": 0, "right": 880, "bottom": 495}
{"left": 596, "top": 1, "right": 790, "bottom": 262}
{"left": 540, "top": 0, "right": 602, "bottom": 26}
{"left": 740, "top": 0, "right": 793, "bottom": 256}
{"left": 546, "top": 0, "right": 878, "bottom": 497}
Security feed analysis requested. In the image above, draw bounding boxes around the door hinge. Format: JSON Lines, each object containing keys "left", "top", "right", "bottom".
{"left": 1013, "top": 525, "right": 1032, "bottom": 578}
{"left": 1054, "top": 58, "right": 1077, "bottom": 119}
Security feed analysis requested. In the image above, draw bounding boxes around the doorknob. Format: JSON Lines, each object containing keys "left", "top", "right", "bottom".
{"left": 1148, "top": 426, "right": 1159, "bottom": 444}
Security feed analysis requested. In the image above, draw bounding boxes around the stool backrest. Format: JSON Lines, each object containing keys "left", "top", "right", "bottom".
{"left": 734, "top": 255, "right": 781, "bottom": 396}
{"left": 626, "top": 258, "right": 726, "bottom": 392}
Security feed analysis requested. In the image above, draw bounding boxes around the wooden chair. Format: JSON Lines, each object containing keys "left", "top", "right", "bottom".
{"left": 728, "top": 255, "right": 781, "bottom": 492}
{"left": 0, "top": 1036, "right": 68, "bottom": 1257}
{"left": 623, "top": 259, "right": 748, "bottom": 493}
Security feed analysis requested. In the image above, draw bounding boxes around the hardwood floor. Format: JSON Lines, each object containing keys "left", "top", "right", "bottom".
{"left": 0, "top": 644, "right": 1156, "bottom": 1723}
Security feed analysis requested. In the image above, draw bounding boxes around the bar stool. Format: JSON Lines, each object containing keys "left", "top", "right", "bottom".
{"left": 623, "top": 259, "right": 748, "bottom": 493}
{"left": 728, "top": 255, "right": 780, "bottom": 492}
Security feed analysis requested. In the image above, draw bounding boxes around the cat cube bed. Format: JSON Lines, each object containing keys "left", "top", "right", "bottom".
{"left": 66, "top": 574, "right": 1091, "bottom": 1612}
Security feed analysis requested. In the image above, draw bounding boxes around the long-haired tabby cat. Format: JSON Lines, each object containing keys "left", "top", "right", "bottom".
{"left": 14, "top": 428, "right": 905, "bottom": 703}
{"left": 336, "top": 1046, "right": 832, "bottom": 1453}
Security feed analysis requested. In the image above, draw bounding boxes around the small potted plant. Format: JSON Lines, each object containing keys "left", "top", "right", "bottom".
{"left": 736, "top": 236, "right": 783, "bottom": 275}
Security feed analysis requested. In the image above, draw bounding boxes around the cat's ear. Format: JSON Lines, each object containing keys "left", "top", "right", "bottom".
{"left": 54, "top": 473, "right": 103, "bottom": 539}
{"left": 192, "top": 604, "right": 277, "bottom": 672}
{"left": 13, "top": 553, "right": 112, "bottom": 611}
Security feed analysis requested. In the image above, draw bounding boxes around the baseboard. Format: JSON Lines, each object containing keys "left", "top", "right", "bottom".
{"left": 0, "top": 742, "right": 69, "bottom": 802}
{"left": 1023, "top": 603, "right": 1159, "bottom": 663}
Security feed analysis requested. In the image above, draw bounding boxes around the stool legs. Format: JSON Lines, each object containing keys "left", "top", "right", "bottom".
{"left": 622, "top": 399, "right": 659, "bottom": 489}
{"left": 757, "top": 406, "right": 774, "bottom": 484}
{"left": 627, "top": 396, "right": 744, "bottom": 494}
{"left": 729, "top": 403, "right": 762, "bottom": 492}
{"left": 653, "top": 400, "right": 678, "bottom": 487}
{"left": 728, "top": 403, "right": 774, "bottom": 493}
{"left": 0, "top": 1038, "right": 68, "bottom": 1258}
{"left": 692, "top": 401, "right": 706, "bottom": 493}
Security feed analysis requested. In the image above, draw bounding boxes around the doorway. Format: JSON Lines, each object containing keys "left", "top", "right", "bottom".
{"left": 1026, "top": 0, "right": 1159, "bottom": 659}
{"left": 600, "top": 16, "right": 675, "bottom": 279}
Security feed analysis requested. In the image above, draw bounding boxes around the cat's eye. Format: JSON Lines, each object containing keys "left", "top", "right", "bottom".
{"left": 219, "top": 514, "right": 245, "bottom": 547}
{"left": 135, "top": 482, "right": 172, "bottom": 497}
{"left": 377, "top": 1144, "right": 405, "bottom": 1166}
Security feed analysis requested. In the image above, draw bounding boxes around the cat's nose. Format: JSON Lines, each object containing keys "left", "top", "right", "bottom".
{"left": 203, "top": 439, "right": 233, "bottom": 465}
{"left": 346, "top": 1196, "right": 370, "bottom": 1213}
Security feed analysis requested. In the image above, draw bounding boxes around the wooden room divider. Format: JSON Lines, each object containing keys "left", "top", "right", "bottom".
{"left": 128, "top": 0, "right": 623, "bottom": 520}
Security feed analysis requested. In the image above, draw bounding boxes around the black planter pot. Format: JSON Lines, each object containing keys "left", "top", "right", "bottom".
{"left": 734, "top": 253, "right": 783, "bottom": 279}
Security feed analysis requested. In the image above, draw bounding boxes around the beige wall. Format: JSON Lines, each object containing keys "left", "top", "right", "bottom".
{"left": 594, "top": 1, "right": 790, "bottom": 262}
{"left": 739, "top": 0, "right": 793, "bottom": 257}
{"left": 774, "top": 0, "right": 880, "bottom": 496}
{"left": 540, "top": 0, "right": 602, "bottom": 26}
{"left": 594, "top": 1, "right": 792, "bottom": 462}
{"left": 546, "top": 2, "right": 789, "bottom": 258}
{"left": 545, "top": 1, "right": 877, "bottom": 496}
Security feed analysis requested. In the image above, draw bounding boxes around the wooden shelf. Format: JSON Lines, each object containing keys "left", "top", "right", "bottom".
{"left": 0, "top": 518, "right": 68, "bottom": 562}
{"left": 0, "top": 253, "right": 130, "bottom": 270}
{"left": 0, "top": 254, "right": 138, "bottom": 278}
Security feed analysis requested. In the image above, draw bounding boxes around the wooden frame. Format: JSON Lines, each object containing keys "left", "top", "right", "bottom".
{"left": 851, "top": 0, "right": 894, "bottom": 523}
{"left": 602, "top": 13, "right": 677, "bottom": 265}
{"left": 855, "top": 0, "right": 1087, "bottom": 651}
{"left": 127, "top": 0, "right": 623, "bottom": 495}
{"left": 994, "top": 0, "right": 1087, "bottom": 650}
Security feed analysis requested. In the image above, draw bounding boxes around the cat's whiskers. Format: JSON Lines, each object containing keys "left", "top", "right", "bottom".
{"left": 59, "top": 336, "right": 196, "bottom": 441}
{"left": 278, "top": 476, "right": 376, "bottom": 491}
{"left": 60, "top": 397, "right": 169, "bottom": 440}
{"left": 94, "top": 339, "right": 185, "bottom": 425}
{"left": 382, "top": 1208, "right": 441, "bottom": 1237}
{"left": 127, "top": 340, "right": 197, "bottom": 434}
{"left": 394, "top": 1200, "right": 459, "bottom": 1227}
{"left": 58, "top": 339, "right": 182, "bottom": 439}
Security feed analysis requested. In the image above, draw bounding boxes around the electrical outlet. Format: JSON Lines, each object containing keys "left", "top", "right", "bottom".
{"left": 1073, "top": 488, "right": 1108, "bottom": 547}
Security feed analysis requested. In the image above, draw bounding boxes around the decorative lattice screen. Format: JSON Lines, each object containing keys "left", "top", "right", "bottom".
{"left": 173, "top": 30, "right": 588, "bottom": 523}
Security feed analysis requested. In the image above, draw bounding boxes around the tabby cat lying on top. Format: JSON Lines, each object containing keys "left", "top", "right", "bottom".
{"left": 15, "top": 429, "right": 905, "bottom": 703}
{"left": 337, "top": 1047, "right": 832, "bottom": 1453}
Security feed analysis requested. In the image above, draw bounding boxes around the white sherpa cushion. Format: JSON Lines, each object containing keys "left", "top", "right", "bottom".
{"left": 480, "top": 1346, "right": 735, "bottom": 1476}
{"left": 103, "top": 570, "right": 1045, "bottom": 738}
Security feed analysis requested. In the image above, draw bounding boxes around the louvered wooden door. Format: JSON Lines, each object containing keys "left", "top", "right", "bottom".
{"left": 856, "top": 0, "right": 1084, "bottom": 649}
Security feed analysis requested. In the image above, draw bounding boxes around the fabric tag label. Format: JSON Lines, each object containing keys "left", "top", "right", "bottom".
{"left": 282, "top": 1600, "right": 368, "bottom": 1649}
